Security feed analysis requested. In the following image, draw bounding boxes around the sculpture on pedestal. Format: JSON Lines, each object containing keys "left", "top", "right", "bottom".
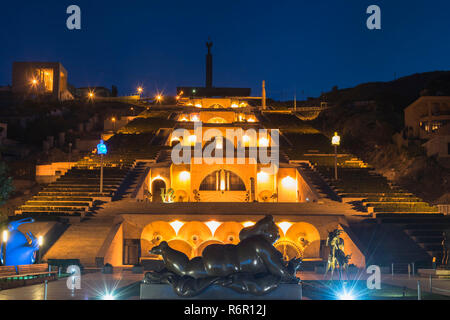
{"left": 0, "top": 218, "right": 40, "bottom": 266}
{"left": 324, "top": 229, "right": 351, "bottom": 280}
{"left": 144, "top": 215, "right": 302, "bottom": 297}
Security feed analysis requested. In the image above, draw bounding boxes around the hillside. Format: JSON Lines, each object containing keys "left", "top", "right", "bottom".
{"left": 310, "top": 71, "right": 450, "bottom": 203}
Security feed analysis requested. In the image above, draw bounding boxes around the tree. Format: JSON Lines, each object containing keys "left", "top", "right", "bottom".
{"left": 0, "top": 162, "right": 14, "bottom": 206}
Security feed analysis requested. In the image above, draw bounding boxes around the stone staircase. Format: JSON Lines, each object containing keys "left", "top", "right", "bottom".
{"left": 43, "top": 217, "right": 116, "bottom": 267}
{"left": 297, "top": 162, "right": 341, "bottom": 202}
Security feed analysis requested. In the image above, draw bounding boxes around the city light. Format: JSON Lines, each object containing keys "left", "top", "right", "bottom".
{"left": 242, "top": 221, "right": 255, "bottom": 228}
{"left": 2, "top": 230, "right": 8, "bottom": 243}
{"left": 257, "top": 171, "right": 269, "bottom": 182}
{"left": 30, "top": 78, "right": 38, "bottom": 86}
{"left": 179, "top": 171, "right": 190, "bottom": 181}
{"left": 88, "top": 91, "right": 94, "bottom": 99}
{"left": 155, "top": 94, "right": 163, "bottom": 102}
{"left": 337, "top": 288, "right": 355, "bottom": 300}
{"left": 277, "top": 222, "right": 293, "bottom": 236}
{"left": 281, "top": 176, "right": 296, "bottom": 189}
{"left": 259, "top": 137, "right": 269, "bottom": 147}
{"left": 205, "top": 220, "right": 222, "bottom": 237}
{"left": 101, "top": 292, "right": 116, "bottom": 300}
{"left": 169, "top": 220, "right": 184, "bottom": 236}
{"left": 137, "top": 86, "right": 143, "bottom": 94}
{"left": 38, "top": 236, "right": 44, "bottom": 247}
{"left": 332, "top": 132, "right": 340, "bottom": 146}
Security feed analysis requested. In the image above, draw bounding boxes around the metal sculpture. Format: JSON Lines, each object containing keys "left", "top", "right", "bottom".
{"left": 144, "top": 215, "right": 302, "bottom": 297}
{"left": 0, "top": 218, "right": 40, "bottom": 266}
{"left": 324, "top": 229, "right": 351, "bottom": 280}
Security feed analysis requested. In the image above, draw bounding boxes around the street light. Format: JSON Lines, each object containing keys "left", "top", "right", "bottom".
{"left": 38, "top": 236, "right": 43, "bottom": 263}
{"left": 88, "top": 91, "right": 95, "bottom": 100}
{"left": 155, "top": 94, "right": 163, "bottom": 104}
{"left": 97, "top": 140, "right": 108, "bottom": 193}
{"left": 111, "top": 117, "right": 116, "bottom": 131}
{"left": 331, "top": 132, "right": 340, "bottom": 180}
{"left": 2, "top": 230, "right": 8, "bottom": 265}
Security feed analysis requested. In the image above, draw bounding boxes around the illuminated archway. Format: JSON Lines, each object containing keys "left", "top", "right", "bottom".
{"left": 214, "top": 221, "right": 243, "bottom": 244}
{"left": 178, "top": 221, "right": 212, "bottom": 246}
{"left": 196, "top": 240, "right": 223, "bottom": 257}
{"left": 285, "top": 222, "right": 321, "bottom": 258}
{"left": 274, "top": 240, "right": 303, "bottom": 260}
{"left": 151, "top": 179, "right": 166, "bottom": 202}
{"left": 141, "top": 221, "right": 175, "bottom": 257}
{"left": 199, "top": 170, "right": 246, "bottom": 191}
{"left": 167, "top": 239, "right": 194, "bottom": 259}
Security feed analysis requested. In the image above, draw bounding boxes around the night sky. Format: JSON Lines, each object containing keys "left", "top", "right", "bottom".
{"left": 0, "top": 0, "right": 449, "bottom": 99}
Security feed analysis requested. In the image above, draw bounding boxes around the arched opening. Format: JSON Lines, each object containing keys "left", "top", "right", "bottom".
{"left": 285, "top": 222, "right": 321, "bottom": 258}
{"left": 214, "top": 221, "right": 243, "bottom": 244}
{"left": 141, "top": 221, "right": 175, "bottom": 256}
{"left": 177, "top": 221, "right": 212, "bottom": 246}
{"left": 151, "top": 179, "right": 166, "bottom": 202}
{"left": 167, "top": 239, "right": 193, "bottom": 259}
{"left": 196, "top": 240, "right": 223, "bottom": 257}
{"left": 274, "top": 240, "right": 303, "bottom": 260}
{"left": 199, "top": 170, "right": 246, "bottom": 191}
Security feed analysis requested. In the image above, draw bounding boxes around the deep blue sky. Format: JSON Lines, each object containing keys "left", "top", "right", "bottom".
{"left": 0, "top": 0, "right": 449, "bottom": 99}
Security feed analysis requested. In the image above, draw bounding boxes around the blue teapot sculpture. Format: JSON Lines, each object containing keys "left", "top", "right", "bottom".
{"left": 0, "top": 218, "right": 40, "bottom": 266}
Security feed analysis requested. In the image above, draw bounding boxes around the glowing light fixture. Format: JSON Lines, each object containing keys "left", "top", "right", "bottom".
{"left": 102, "top": 292, "right": 116, "bottom": 300}
{"left": 31, "top": 79, "right": 38, "bottom": 86}
{"left": 242, "top": 135, "right": 250, "bottom": 145}
{"left": 88, "top": 91, "right": 94, "bottom": 99}
{"left": 337, "top": 288, "right": 355, "bottom": 300}
{"left": 259, "top": 137, "right": 269, "bottom": 147}
{"left": 332, "top": 132, "right": 340, "bottom": 146}
{"left": 247, "top": 118, "right": 255, "bottom": 123}
{"left": 277, "top": 221, "right": 293, "bottom": 236}
{"left": 242, "top": 221, "right": 255, "bottom": 228}
{"left": 205, "top": 220, "right": 222, "bottom": 237}
{"left": 257, "top": 171, "right": 269, "bottom": 182}
{"left": 170, "top": 220, "right": 184, "bottom": 236}
{"left": 231, "top": 103, "right": 239, "bottom": 108}
{"left": 137, "top": 87, "right": 143, "bottom": 94}
{"left": 220, "top": 178, "right": 226, "bottom": 191}
{"left": 195, "top": 104, "right": 202, "bottom": 108}
{"left": 38, "top": 236, "right": 43, "bottom": 247}
{"left": 179, "top": 171, "right": 190, "bottom": 181}
{"left": 216, "top": 136, "right": 223, "bottom": 149}
{"left": 188, "top": 135, "right": 197, "bottom": 145}
{"left": 191, "top": 114, "right": 200, "bottom": 122}
{"left": 2, "top": 230, "right": 8, "bottom": 243}
{"left": 281, "top": 176, "right": 296, "bottom": 189}
{"left": 155, "top": 94, "right": 163, "bottom": 102}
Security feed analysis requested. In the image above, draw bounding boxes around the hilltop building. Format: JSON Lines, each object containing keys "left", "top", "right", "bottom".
{"left": 12, "top": 62, "right": 73, "bottom": 101}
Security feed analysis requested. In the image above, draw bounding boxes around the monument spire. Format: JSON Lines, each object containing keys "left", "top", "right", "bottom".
{"left": 206, "top": 39, "right": 213, "bottom": 88}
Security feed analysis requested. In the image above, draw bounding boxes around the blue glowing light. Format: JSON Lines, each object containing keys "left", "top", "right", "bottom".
{"left": 0, "top": 218, "right": 40, "bottom": 266}
{"left": 97, "top": 140, "right": 107, "bottom": 155}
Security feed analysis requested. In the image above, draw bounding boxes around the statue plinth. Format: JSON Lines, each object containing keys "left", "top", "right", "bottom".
{"left": 140, "top": 282, "right": 303, "bottom": 300}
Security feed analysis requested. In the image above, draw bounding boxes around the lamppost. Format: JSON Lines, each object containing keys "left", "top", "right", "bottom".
{"left": 2, "top": 230, "right": 8, "bottom": 265}
{"left": 137, "top": 87, "right": 143, "bottom": 99}
{"left": 331, "top": 132, "right": 340, "bottom": 180}
{"left": 155, "top": 94, "right": 163, "bottom": 104}
{"left": 97, "top": 140, "right": 108, "bottom": 193}
{"left": 111, "top": 117, "right": 116, "bottom": 131}
{"left": 37, "top": 236, "right": 43, "bottom": 263}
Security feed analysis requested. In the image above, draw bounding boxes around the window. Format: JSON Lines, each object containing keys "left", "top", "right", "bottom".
{"left": 199, "top": 170, "right": 246, "bottom": 191}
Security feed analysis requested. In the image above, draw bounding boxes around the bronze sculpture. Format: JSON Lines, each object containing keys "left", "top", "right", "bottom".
{"left": 324, "top": 229, "right": 351, "bottom": 280}
{"left": 144, "top": 215, "right": 302, "bottom": 297}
